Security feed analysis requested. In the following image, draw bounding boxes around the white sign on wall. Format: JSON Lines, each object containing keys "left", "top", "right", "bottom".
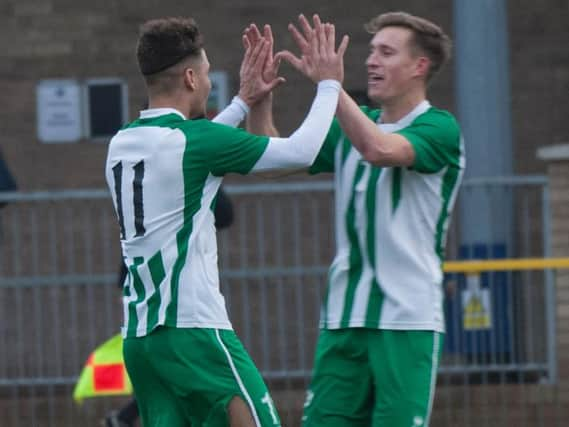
{"left": 37, "top": 79, "right": 82, "bottom": 143}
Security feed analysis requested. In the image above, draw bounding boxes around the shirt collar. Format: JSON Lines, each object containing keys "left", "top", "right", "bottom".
{"left": 378, "top": 100, "right": 431, "bottom": 133}
{"left": 139, "top": 108, "right": 186, "bottom": 120}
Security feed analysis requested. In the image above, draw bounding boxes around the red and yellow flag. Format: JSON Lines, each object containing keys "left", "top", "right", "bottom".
{"left": 73, "top": 334, "right": 132, "bottom": 403}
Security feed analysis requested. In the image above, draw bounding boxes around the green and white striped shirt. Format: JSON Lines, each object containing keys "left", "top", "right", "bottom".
{"left": 310, "top": 100, "right": 465, "bottom": 332}
{"left": 105, "top": 80, "right": 342, "bottom": 338}
{"left": 106, "top": 112, "right": 269, "bottom": 337}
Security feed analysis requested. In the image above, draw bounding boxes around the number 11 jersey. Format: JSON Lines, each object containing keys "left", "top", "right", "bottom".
{"left": 105, "top": 108, "right": 269, "bottom": 338}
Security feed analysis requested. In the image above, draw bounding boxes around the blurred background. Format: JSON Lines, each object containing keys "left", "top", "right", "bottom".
{"left": 0, "top": 0, "right": 568, "bottom": 426}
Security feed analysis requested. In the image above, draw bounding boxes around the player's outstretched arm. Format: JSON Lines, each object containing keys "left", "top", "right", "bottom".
{"left": 249, "top": 14, "right": 349, "bottom": 172}
{"left": 244, "top": 23, "right": 282, "bottom": 137}
{"left": 238, "top": 26, "right": 285, "bottom": 106}
{"left": 278, "top": 15, "right": 413, "bottom": 168}
{"left": 213, "top": 28, "right": 284, "bottom": 128}
{"left": 276, "top": 14, "right": 349, "bottom": 84}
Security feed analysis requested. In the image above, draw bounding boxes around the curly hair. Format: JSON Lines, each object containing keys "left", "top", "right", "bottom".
{"left": 136, "top": 17, "right": 204, "bottom": 76}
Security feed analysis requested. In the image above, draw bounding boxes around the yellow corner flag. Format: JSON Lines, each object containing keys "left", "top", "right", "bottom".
{"left": 73, "top": 334, "right": 132, "bottom": 403}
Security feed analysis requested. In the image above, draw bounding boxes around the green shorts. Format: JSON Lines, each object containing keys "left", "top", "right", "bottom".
{"left": 123, "top": 327, "right": 281, "bottom": 427}
{"left": 302, "top": 329, "right": 443, "bottom": 427}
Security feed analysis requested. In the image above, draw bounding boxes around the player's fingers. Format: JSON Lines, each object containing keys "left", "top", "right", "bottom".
{"left": 243, "top": 26, "right": 255, "bottom": 47}
{"left": 337, "top": 34, "right": 350, "bottom": 57}
{"left": 254, "top": 39, "right": 270, "bottom": 71}
{"left": 310, "top": 26, "right": 319, "bottom": 61}
{"left": 313, "top": 15, "right": 327, "bottom": 58}
{"left": 298, "top": 14, "right": 313, "bottom": 41}
{"left": 241, "top": 34, "right": 255, "bottom": 72}
{"left": 248, "top": 37, "right": 266, "bottom": 70}
{"left": 250, "top": 38, "right": 268, "bottom": 71}
{"left": 312, "top": 14, "right": 323, "bottom": 32}
{"left": 249, "top": 23, "right": 262, "bottom": 44}
{"left": 328, "top": 24, "right": 335, "bottom": 54}
{"left": 275, "top": 50, "right": 303, "bottom": 71}
{"left": 288, "top": 23, "right": 309, "bottom": 52}
{"left": 273, "top": 55, "right": 282, "bottom": 73}
{"left": 263, "top": 24, "right": 274, "bottom": 47}
{"left": 266, "top": 54, "right": 282, "bottom": 76}
{"left": 242, "top": 33, "right": 250, "bottom": 51}
{"left": 263, "top": 25, "right": 275, "bottom": 64}
{"left": 266, "top": 76, "right": 286, "bottom": 91}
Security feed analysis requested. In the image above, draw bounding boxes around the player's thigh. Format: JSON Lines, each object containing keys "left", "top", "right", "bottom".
{"left": 369, "top": 330, "right": 444, "bottom": 427}
{"left": 125, "top": 327, "right": 275, "bottom": 427}
{"left": 302, "top": 329, "right": 373, "bottom": 427}
{"left": 123, "top": 332, "right": 188, "bottom": 427}
{"left": 214, "top": 329, "right": 281, "bottom": 427}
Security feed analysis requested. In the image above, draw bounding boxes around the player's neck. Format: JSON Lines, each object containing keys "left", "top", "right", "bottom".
{"left": 379, "top": 89, "right": 426, "bottom": 124}
{"left": 147, "top": 95, "right": 190, "bottom": 119}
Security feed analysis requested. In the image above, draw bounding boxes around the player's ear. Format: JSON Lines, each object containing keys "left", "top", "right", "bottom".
{"left": 183, "top": 67, "right": 197, "bottom": 91}
{"left": 414, "top": 56, "right": 430, "bottom": 79}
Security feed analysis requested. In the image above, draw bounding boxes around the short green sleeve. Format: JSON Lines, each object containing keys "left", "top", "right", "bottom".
{"left": 309, "top": 106, "right": 381, "bottom": 175}
{"left": 184, "top": 121, "right": 270, "bottom": 176}
{"left": 397, "top": 109, "right": 461, "bottom": 173}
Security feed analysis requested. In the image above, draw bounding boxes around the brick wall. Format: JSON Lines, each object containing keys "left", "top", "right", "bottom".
{"left": 0, "top": 0, "right": 451, "bottom": 191}
{"left": 1, "top": 1, "right": 569, "bottom": 425}
{"left": 2, "top": 0, "right": 567, "bottom": 190}
{"left": 510, "top": 3, "right": 569, "bottom": 174}
{"left": 538, "top": 144, "right": 569, "bottom": 415}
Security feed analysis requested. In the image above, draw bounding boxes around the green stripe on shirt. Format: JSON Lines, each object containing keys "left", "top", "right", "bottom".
{"left": 126, "top": 256, "right": 145, "bottom": 337}
{"left": 146, "top": 250, "right": 166, "bottom": 334}
{"left": 340, "top": 163, "right": 366, "bottom": 327}
{"left": 365, "top": 166, "right": 384, "bottom": 327}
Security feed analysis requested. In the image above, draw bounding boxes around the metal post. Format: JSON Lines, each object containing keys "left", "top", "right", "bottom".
{"left": 454, "top": 0, "right": 513, "bottom": 247}
{"left": 542, "top": 183, "right": 557, "bottom": 383}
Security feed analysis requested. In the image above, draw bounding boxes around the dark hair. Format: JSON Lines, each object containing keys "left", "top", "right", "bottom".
{"left": 365, "top": 12, "right": 452, "bottom": 82}
{"left": 136, "top": 17, "right": 204, "bottom": 76}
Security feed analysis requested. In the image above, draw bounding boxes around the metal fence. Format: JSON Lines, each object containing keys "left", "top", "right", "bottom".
{"left": 441, "top": 177, "right": 555, "bottom": 382}
{"left": 0, "top": 176, "right": 561, "bottom": 426}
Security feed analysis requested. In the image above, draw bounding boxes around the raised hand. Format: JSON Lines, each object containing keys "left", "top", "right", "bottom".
{"left": 238, "top": 23, "right": 285, "bottom": 106}
{"left": 276, "top": 14, "right": 349, "bottom": 84}
{"left": 244, "top": 23, "right": 282, "bottom": 86}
